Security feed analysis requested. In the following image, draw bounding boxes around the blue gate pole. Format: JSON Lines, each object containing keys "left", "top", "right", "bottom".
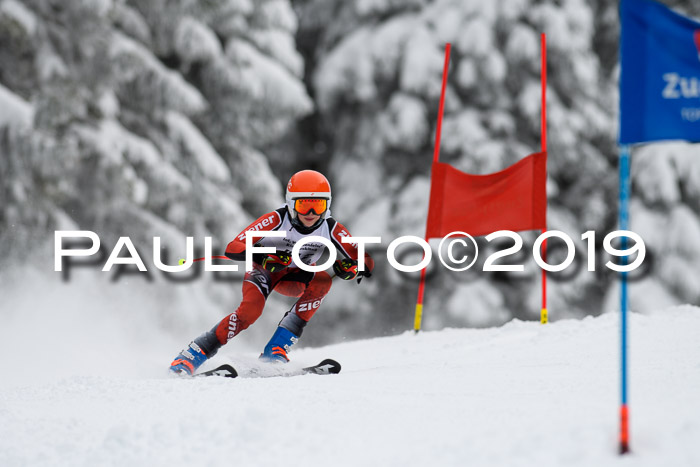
{"left": 618, "top": 144, "right": 631, "bottom": 454}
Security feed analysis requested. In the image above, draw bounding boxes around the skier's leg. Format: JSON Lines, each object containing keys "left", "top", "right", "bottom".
{"left": 261, "top": 270, "right": 333, "bottom": 362}
{"left": 284, "top": 270, "right": 333, "bottom": 324}
{"left": 213, "top": 267, "right": 275, "bottom": 345}
{"left": 169, "top": 267, "right": 271, "bottom": 375}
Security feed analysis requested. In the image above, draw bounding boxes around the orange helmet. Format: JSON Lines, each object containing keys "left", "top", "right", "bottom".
{"left": 286, "top": 170, "right": 332, "bottom": 222}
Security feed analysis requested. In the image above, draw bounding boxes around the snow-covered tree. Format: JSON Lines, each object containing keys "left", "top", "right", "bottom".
{"left": 290, "top": 0, "right": 700, "bottom": 339}
{"left": 2, "top": 0, "right": 699, "bottom": 345}
{"left": 0, "top": 0, "right": 311, "bottom": 331}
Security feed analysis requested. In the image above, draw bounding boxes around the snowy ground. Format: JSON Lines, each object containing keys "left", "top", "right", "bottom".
{"left": 1, "top": 305, "right": 698, "bottom": 467}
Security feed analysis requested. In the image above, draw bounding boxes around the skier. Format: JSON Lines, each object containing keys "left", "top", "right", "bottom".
{"left": 169, "top": 170, "right": 374, "bottom": 375}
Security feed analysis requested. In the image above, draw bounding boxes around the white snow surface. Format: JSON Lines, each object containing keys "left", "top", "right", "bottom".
{"left": 0, "top": 305, "right": 698, "bottom": 467}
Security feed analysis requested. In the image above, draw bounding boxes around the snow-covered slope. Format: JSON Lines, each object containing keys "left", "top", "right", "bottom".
{"left": 1, "top": 307, "right": 698, "bottom": 467}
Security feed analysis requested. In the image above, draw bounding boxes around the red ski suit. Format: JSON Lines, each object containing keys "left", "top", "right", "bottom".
{"left": 213, "top": 207, "right": 374, "bottom": 345}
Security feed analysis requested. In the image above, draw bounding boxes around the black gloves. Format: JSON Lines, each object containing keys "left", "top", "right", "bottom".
{"left": 261, "top": 251, "right": 292, "bottom": 273}
{"left": 262, "top": 253, "right": 372, "bottom": 283}
{"left": 333, "top": 258, "right": 359, "bottom": 280}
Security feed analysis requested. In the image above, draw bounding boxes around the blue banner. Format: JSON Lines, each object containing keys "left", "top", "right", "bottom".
{"left": 619, "top": 0, "right": 700, "bottom": 144}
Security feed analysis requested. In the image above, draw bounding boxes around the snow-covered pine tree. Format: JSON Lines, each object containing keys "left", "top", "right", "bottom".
{"left": 0, "top": 0, "right": 311, "bottom": 329}
{"left": 291, "top": 0, "right": 700, "bottom": 340}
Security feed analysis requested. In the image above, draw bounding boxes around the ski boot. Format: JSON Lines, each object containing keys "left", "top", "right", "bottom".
{"left": 260, "top": 326, "right": 299, "bottom": 363}
{"left": 169, "top": 341, "right": 208, "bottom": 375}
{"left": 169, "top": 329, "right": 222, "bottom": 375}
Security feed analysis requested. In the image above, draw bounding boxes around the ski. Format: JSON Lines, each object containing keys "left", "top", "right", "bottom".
{"left": 196, "top": 359, "right": 341, "bottom": 379}
{"left": 301, "top": 358, "right": 342, "bottom": 375}
{"left": 197, "top": 364, "right": 238, "bottom": 378}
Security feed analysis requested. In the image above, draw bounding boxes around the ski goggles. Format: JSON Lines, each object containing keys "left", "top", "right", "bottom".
{"left": 294, "top": 198, "right": 328, "bottom": 216}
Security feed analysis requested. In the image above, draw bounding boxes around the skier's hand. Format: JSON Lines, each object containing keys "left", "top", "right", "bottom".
{"left": 262, "top": 251, "right": 292, "bottom": 273}
{"left": 333, "top": 258, "right": 359, "bottom": 280}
